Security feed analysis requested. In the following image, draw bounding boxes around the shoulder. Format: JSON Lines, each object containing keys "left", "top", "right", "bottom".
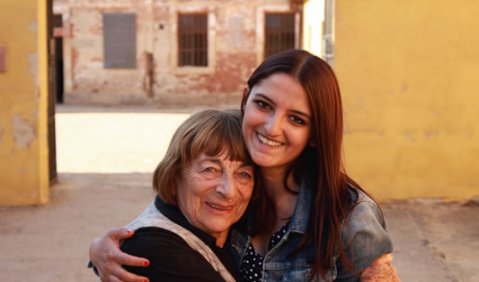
{"left": 344, "top": 189, "right": 386, "bottom": 232}
{"left": 121, "top": 227, "right": 225, "bottom": 282}
{"left": 121, "top": 227, "right": 202, "bottom": 264}
{"left": 338, "top": 188, "right": 394, "bottom": 274}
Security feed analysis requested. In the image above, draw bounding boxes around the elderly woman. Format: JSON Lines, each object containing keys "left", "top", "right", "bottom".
{"left": 91, "top": 109, "right": 255, "bottom": 282}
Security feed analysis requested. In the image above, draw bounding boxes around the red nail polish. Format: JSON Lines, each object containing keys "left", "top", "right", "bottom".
{"left": 143, "top": 261, "right": 149, "bottom": 267}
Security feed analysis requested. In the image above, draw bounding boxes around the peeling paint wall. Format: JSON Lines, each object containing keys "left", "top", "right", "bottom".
{"left": 335, "top": 0, "right": 479, "bottom": 200}
{"left": 13, "top": 115, "right": 36, "bottom": 148}
{"left": 0, "top": 0, "right": 49, "bottom": 205}
{"left": 53, "top": 0, "right": 296, "bottom": 106}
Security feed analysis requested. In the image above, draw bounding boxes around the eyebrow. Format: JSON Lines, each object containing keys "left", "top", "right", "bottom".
{"left": 201, "top": 157, "right": 252, "bottom": 167}
{"left": 200, "top": 158, "right": 222, "bottom": 165}
{"left": 254, "top": 93, "right": 311, "bottom": 120}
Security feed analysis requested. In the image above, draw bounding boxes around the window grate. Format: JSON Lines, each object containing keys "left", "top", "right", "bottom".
{"left": 178, "top": 13, "right": 208, "bottom": 66}
{"left": 264, "top": 13, "right": 295, "bottom": 58}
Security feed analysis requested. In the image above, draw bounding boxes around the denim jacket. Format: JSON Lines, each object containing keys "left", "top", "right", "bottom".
{"left": 230, "top": 182, "right": 393, "bottom": 281}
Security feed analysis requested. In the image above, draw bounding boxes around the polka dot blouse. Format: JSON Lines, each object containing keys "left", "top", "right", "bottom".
{"left": 240, "top": 222, "right": 290, "bottom": 282}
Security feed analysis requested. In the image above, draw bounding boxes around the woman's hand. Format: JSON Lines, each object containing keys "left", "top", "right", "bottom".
{"left": 89, "top": 228, "right": 150, "bottom": 282}
{"left": 360, "top": 253, "right": 400, "bottom": 282}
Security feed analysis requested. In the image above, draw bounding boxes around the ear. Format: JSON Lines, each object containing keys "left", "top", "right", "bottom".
{"left": 241, "top": 87, "right": 250, "bottom": 113}
{"left": 242, "top": 86, "right": 249, "bottom": 98}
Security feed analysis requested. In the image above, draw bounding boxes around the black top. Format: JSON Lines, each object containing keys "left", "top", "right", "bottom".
{"left": 240, "top": 222, "right": 290, "bottom": 282}
{"left": 120, "top": 196, "right": 238, "bottom": 282}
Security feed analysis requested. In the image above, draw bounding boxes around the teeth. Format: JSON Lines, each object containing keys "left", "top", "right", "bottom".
{"left": 257, "top": 133, "right": 282, "bottom": 147}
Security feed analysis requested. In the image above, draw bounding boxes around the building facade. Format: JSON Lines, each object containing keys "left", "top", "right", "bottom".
{"left": 3, "top": 0, "right": 477, "bottom": 206}
{"left": 53, "top": 0, "right": 303, "bottom": 106}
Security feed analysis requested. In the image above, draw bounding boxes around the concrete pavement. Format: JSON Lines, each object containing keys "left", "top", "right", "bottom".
{"left": 0, "top": 105, "right": 477, "bottom": 282}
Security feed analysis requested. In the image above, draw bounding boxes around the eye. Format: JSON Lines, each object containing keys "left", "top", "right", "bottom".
{"left": 239, "top": 171, "right": 252, "bottom": 179}
{"left": 202, "top": 167, "right": 219, "bottom": 173}
{"left": 200, "top": 166, "right": 222, "bottom": 180}
{"left": 236, "top": 169, "right": 254, "bottom": 185}
{"left": 289, "top": 115, "right": 306, "bottom": 126}
{"left": 254, "top": 99, "right": 271, "bottom": 111}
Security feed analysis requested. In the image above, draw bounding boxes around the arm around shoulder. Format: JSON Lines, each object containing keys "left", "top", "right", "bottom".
{"left": 89, "top": 227, "right": 150, "bottom": 282}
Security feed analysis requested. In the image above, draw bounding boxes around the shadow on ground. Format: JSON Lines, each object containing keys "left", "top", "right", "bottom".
{"left": 0, "top": 173, "right": 155, "bottom": 282}
{"left": 1, "top": 105, "right": 478, "bottom": 282}
{"left": 1, "top": 173, "right": 478, "bottom": 282}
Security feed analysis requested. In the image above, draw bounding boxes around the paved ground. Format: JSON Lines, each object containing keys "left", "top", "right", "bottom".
{"left": 0, "top": 105, "right": 478, "bottom": 282}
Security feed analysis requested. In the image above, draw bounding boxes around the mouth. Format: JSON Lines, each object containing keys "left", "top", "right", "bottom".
{"left": 257, "top": 132, "right": 283, "bottom": 147}
{"left": 206, "top": 202, "right": 233, "bottom": 211}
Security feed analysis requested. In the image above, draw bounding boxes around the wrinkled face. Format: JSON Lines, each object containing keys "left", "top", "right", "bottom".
{"left": 242, "top": 72, "right": 312, "bottom": 170}
{"left": 176, "top": 152, "right": 254, "bottom": 246}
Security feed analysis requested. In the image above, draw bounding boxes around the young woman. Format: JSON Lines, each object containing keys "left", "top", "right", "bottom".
{"left": 89, "top": 49, "right": 398, "bottom": 281}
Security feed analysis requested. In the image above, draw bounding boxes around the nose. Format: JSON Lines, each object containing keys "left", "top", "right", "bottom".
{"left": 264, "top": 113, "right": 282, "bottom": 136}
{"left": 215, "top": 173, "right": 236, "bottom": 201}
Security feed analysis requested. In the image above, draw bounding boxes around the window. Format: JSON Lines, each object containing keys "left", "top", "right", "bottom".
{"left": 103, "top": 13, "right": 136, "bottom": 68}
{"left": 264, "top": 12, "right": 295, "bottom": 58}
{"left": 178, "top": 13, "right": 208, "bottom": 66}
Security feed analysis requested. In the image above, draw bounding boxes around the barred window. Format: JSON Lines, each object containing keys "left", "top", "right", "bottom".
{"left": 264, "top": 13, "right": 295, "bottom": 58}
{"left": 178, "top": 13, "right": 208, "bottom": 66}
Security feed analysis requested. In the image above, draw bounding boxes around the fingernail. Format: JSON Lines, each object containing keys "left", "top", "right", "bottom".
{"left": 143, "top": 260, "right": 149, "bottom": 266}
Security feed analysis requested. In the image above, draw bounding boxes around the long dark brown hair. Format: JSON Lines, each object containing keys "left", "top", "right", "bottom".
{"left": 241, "top": 49, "right": 367, "bottom": 279}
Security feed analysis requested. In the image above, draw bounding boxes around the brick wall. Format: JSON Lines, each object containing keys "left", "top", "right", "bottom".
{"left": 54, "top": 0, "right": 296, "bottom": 107}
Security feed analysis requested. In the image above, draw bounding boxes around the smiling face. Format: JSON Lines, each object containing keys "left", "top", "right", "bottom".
{"left": 242, "top": 72, "right": 312, "bottom": 171}
{"left": 176, "top": 152, "right": 254, "bottom": 247}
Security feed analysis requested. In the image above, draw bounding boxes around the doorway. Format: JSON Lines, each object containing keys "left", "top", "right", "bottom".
{"left": 52, "top": 14, "right": 64, "bottom": 104}
{"left": 47, "top": 0, "right": 57, "bottom": 182}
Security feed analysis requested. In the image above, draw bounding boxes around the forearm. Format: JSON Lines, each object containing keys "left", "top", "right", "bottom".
{"left": 360, "top": 253, "right": 400, "bottom": 282}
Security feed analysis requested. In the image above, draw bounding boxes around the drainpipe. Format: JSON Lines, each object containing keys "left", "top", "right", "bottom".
{"left": 144, "top": 0, "right": 155, "bottom": 97}
{"left": 289, "top": 0, "right": 304, "bottom": 49}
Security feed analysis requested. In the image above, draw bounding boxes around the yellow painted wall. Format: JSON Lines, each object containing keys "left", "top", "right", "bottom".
{"left": 334, "top": 0, "right": 479, "bottom": 200}
{"left": 0, "top": 0, "right": 49, "bottom": 205}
